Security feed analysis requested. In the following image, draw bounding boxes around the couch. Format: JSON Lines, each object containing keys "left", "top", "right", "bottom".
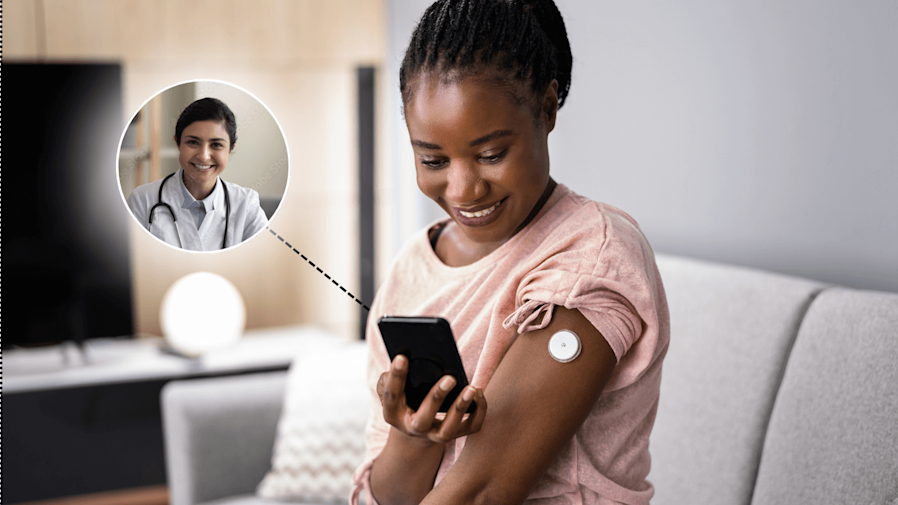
{"left": 161, "top": 254, "right": 898, "bottom": 505}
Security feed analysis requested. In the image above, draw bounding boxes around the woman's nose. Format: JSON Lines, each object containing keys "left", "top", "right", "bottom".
{"left": 199, "top": 145, "right": 213, "bottom": 161}
{"left": 445, "top": 161, "right": 486, "bottom": 204}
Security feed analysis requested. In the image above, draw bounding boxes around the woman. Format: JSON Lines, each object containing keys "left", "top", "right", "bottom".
{"left": 352, "top": 1, "right": 669, "bottom": 504}
{"left": 126, "top": 97, "right": 268, "bottom": 251}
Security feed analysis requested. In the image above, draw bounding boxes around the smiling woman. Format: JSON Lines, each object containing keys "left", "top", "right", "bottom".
{"left": 124, "top": 96, "right": 269, "bottom": 252}
{"left": 352, "top": 1, "right": 669, "bottom": 505}
{"left": 409, "top": 75, "right": 557, "bottom": 265}
{"left": 178, "top": 119, "right": 233, "bottom": 200}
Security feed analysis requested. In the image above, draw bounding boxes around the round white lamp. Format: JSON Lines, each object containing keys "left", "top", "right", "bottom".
{"left": 160, "top": 272, "right": 246, "bottom": 357}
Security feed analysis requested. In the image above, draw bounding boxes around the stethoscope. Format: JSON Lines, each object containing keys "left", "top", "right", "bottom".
{"left": 148, "top": 171, "right": 231, "bottom": 249}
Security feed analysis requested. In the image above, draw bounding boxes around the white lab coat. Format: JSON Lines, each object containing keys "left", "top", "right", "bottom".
{"left": 127, "top": 169, "right": 268, "bottom": 251}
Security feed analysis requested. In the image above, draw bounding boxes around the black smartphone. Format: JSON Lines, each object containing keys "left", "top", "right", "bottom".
{"left": 377, "top": 316, "right": 475, "bottom": 413}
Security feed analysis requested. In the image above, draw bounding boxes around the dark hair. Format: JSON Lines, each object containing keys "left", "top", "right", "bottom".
{"left": 174, "top": 97, "right": 238, "bottom": 150}
{"left": 399, "top": 0, "right": 572, "bottom": 116}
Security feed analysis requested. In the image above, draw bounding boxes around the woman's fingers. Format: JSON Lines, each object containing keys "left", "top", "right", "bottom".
{"left": 460, "top": 388, "right": 487, "bottom": 434}
{"left": 379, "top": 359, "right": 486, "bottom": 443}
{"left": 431, "top": 385, "right": 475, "bottom": 442}
{"left": 381, "top": 355, "right": 409, "bottom": 424}
{"left": 428, "top": 386, "right": 487, "bottom": 442}
{"left": 376, "top": 373, "right": 386, "bottom": 404}
{"left": 409, "top": 375, "right": 456, "bottom": 434}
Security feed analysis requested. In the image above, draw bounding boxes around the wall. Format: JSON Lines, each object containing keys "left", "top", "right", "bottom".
{"left": 5, "top": 0, "right": 390, "bottom": 338}
{"left": 387, "top": 0, "right": 898, "bottom": 292}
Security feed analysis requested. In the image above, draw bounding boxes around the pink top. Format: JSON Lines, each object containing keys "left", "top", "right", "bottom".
{"left": 351, "top": 184, "right": 669, "bottom": 505}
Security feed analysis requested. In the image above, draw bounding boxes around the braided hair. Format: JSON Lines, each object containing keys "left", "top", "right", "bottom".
{"left": 399, "top": 0, "right": 572, "bottom": 119}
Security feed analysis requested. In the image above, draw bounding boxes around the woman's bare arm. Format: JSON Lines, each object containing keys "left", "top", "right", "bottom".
{"left": 370, "top": 355, "right": 488, "bottom": 505}
{"left": 422, "top": 306, "right": 618, "bottom": 505}
{"left": 369, "top": 426, "right": 447, "bottom": 505}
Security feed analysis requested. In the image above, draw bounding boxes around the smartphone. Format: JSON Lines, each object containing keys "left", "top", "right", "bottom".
{"left": 377, "top": 316, "right": 475, "bottom": 413}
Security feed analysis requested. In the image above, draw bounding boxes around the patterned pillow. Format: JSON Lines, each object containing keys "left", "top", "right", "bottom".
{"left": 257, "top": 338, "right": 370, "bottom": 503}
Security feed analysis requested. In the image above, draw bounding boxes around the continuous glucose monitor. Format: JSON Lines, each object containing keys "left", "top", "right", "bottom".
{"left": 548, "top": 330, "right": 582, "bottom": 363}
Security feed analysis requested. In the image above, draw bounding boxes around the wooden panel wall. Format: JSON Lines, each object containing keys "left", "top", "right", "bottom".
{"left": 5, "top": 0, "right": 390, "bottom": 339}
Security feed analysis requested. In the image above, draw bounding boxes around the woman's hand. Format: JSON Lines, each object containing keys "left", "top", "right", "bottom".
{"left": 377, "top": 355, "right": 487, "bottom": 445}
{"left": 370, "top": 356, "right": 487, "bottom": 505}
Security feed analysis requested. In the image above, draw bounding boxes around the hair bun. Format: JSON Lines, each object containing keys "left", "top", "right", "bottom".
{"left": 400, "top": 0, "right": 574, "bottom": 112}
{"left": 521, "top": 0, "right": 572, "bottom": 107}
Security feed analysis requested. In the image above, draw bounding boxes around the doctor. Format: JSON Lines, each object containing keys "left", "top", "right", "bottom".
{"left": 127, "top": 97, "right": 268, "bottom": 251}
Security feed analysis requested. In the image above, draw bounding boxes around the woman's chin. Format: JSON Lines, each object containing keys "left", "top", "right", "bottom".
{"left": 187, "top": 169, "right": 218, "bottom": 183}
{"left": 451, "top": 219, "right": 516, "bottom": 247}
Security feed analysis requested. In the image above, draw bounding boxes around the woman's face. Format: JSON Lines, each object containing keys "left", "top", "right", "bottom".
{"left": 406, "top": 75, "right": 556, "bottom": 247}
{"left": 177, "top": 120, "right": 232, "bottom": 191}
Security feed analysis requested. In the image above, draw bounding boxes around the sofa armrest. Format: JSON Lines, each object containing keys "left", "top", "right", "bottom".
{"left": 162, "top": 371, "right": 288, "bottom": 505}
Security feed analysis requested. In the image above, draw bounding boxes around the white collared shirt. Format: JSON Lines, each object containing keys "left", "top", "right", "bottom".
{"left": 179, "top": 175, "right": 215, "bottom": 229}
{"left": 126, "top": 169, "right": 269, "bottom": 251}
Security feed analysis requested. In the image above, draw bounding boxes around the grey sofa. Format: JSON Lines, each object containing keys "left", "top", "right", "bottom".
{"left": 161, "top": 254, "right": 898, "bottom": 505}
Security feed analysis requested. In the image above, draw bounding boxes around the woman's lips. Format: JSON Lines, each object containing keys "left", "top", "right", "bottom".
{"left": 453, "top": 197, "right": 506, "bottom": 227}
{"left": 192, "top": 162, "right": 215, "bottom": 171}
{"left": 458, "top": 199, "right": 502, "bottom": 218}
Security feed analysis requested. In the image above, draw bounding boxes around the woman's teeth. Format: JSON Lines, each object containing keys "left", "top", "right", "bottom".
{"left": 194, "top": 164, "right": 213, "bottom": 170}
{"left": 459, "top": 199, "right": 502, "bottom": 218}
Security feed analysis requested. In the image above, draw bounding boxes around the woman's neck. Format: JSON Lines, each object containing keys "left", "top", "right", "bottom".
{"left": 434, "top": 178, "right": 557, "bottom": 267}
{"left": 182, "top": 171, "right": 216, "bottom": 201}
{"left": 513, "top": 177, "right": 557, "bottom": 236}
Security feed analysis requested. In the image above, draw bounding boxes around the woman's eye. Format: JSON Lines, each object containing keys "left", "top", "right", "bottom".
{"left": 479, "top": 150, "right": 507, "bottom": 163}
{"left": 421, "top": 158, "right": 447, "bottom": 169}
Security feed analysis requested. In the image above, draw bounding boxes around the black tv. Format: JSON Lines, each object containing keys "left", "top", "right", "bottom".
{"left": 4, "top": 63, "right": 134, "bottom": 348}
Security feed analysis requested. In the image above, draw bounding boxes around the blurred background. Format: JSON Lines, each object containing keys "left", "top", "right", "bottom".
{"left": 118, "top": 80, "right": 289, "bottom": 215}
{"left": 4, "top": 0, "right": 896, "bottom": 503}
{"left": 6, "top": 0, "right": 390, "bottom": 342}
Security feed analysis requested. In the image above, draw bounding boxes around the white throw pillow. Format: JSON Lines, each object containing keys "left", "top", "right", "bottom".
{"left": 257, "top": 337, "right": 370, "bottom": 503}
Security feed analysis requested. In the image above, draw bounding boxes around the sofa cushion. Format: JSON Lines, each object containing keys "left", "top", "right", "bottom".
{"left": 256, "top": 338, "right": 369, "bottom": 503}
{"left": 201, "top": 493, "right": 328, "bottom": 505}
{"left": 648, "top": 254, "right": 824, "bottom": 505}
{"left": 163, "top": 371, "right": 289, "bottom": 505}
{"left": 751, "top": 288, "right": 898, "bottom": 504}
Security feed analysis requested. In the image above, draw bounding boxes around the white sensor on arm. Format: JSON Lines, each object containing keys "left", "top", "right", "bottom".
{"left": 548, "top": 330, "right": 581, "bottom": 363}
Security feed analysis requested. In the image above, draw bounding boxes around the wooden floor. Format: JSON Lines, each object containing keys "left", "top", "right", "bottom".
{"left": 16, "top": 486, "right": 169, "bottom": 505}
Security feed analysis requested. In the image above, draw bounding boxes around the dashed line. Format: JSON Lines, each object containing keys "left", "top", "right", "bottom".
{"left": 268, "top": 227, "right": 371, "bottom": 311}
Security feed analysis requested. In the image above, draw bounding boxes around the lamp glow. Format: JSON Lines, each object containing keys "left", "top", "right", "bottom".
{"left": 160, "top": 272, "right": 246, "bottom": 356}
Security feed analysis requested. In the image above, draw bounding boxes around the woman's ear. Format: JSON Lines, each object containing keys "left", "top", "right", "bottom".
{"left": 543, "top": 79, "right": 559, "bottom": 133}
{"left": 229, "top": 143, "right": 236, "bottom": 154}
{"left": 173, "top": 134, "right": 179, "bottom": 146}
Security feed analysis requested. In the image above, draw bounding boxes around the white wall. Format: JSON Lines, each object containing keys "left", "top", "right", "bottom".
{"left": 197, "top": 81, "right": 289, "bottom": 199}
{"left": 387, "top": 0, "right": 898, "bottom": 292}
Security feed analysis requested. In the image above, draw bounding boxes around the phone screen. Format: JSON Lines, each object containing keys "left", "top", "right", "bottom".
{"left": 377, "top": 316, "right": 475, "bottom": 413}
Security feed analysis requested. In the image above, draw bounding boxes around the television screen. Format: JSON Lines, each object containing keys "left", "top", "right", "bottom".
{"left": 4, "top": 63, "right": 134, "bottom": 347}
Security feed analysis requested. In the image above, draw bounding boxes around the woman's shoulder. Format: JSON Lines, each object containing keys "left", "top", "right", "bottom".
{"left": 126, "top": 177, "right": 166, "bottom": 206}
{"left": 221, "top": 179, "right": 260, "bottom": 200}
{"left": 539, "top": 184, "right": 649, "bottom": 254}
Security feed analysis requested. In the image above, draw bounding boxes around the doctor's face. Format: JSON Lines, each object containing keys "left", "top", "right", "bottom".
{"left": 177, "top": 120, "right": 232, "bottom": 192}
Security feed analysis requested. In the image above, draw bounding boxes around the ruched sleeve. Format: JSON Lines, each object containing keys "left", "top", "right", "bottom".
{"left": 502, "top": 204, "right": 665, "bottom": 391}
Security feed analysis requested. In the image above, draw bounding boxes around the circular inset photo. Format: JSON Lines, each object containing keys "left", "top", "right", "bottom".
{"left": 118, "top": 80, "right": 288, "bottom": 252}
